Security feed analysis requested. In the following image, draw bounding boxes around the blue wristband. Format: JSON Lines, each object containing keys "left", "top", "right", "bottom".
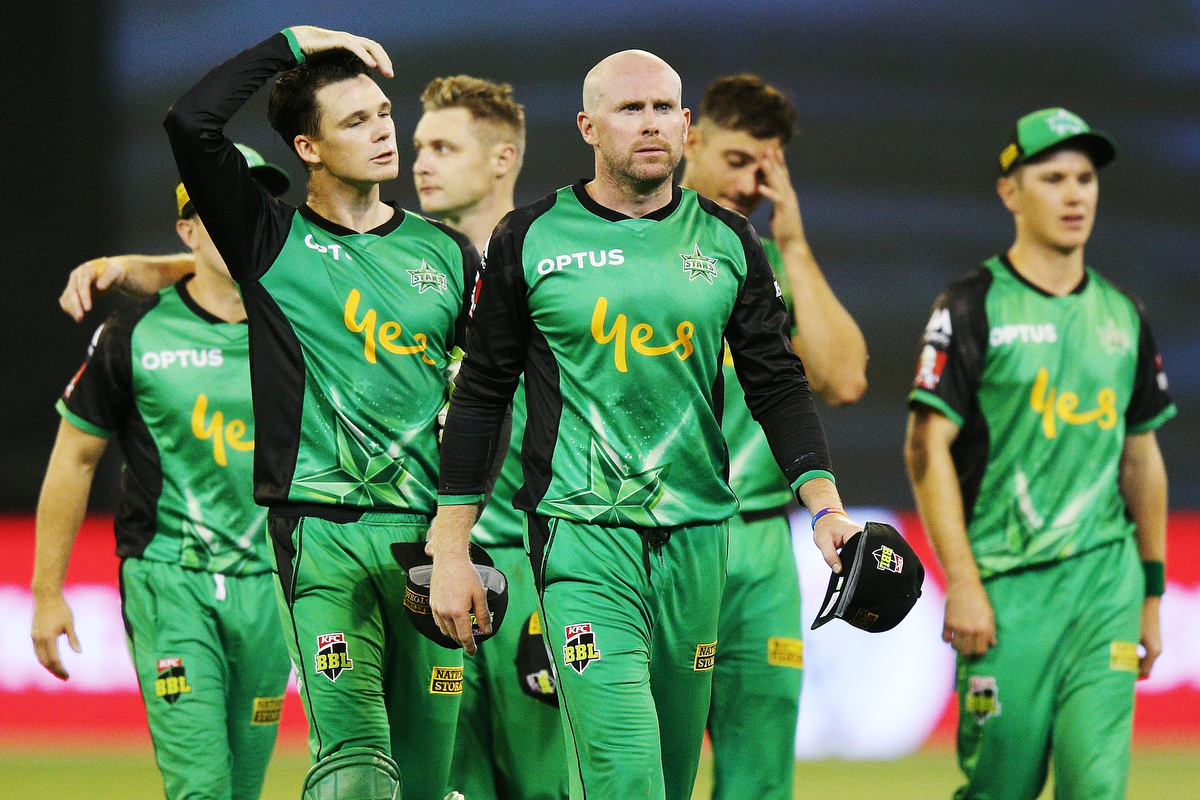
{"left": 811, "top": 507, "right": 846, "bottom": 530}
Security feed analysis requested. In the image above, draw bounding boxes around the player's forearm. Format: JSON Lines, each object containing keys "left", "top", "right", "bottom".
{"left": 781, "top": 243, "right": 868, "bottom": 406}
{"left": 905, "top": 414, "right": 980, "bottom": 587}
{"left": 795, "top": 477, "right": 845, "bottom": 516}
{"left": 1120, "top": 432, "right": 1168, "bottom": 563}
{"left": 31, "top": 439, "right": 101, "bottom": 599}
{"left": 429, "top": 504, "right": 480, "bottom": 559}
{"left": 112, "top": 254, "right": 196, "bottom": 297}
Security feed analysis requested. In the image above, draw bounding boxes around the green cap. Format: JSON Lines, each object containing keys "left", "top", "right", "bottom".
{"left": 177, "top": 143, "right": 291, "bottom": 218}
{"left": 998, "top": 108, "right": 1116, "bottom": 175}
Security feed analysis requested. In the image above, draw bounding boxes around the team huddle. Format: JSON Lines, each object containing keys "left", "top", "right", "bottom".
{"left": 29, "top": 23, "right": 1172, "bottom": 800}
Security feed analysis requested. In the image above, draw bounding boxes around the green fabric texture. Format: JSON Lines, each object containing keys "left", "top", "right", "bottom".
{"left": 954, "top": 536, "right": 1142, "bottom": 800}
{"left": 535, "top": 517, "right": 727, "bottom": 800}
{"left": 270, "top": 514, "right": 461, "bottom": 800}
{"left": 302, "top": 748, "right": 400, "bottom": 800}
{"left": 710, "top": 512, "right": 803, "bottom": 800}
{"left": 259, "top": 211, "right": 467, "bottom": 514}
{"left": 447, "top": 544, "right": 568, "bottom": 800}
{"left": 121, "top": 559, "right": 291, "bottom": 800}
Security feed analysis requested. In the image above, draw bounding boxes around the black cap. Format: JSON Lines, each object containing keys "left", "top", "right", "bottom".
{"left": 391, "top": 542, "right": 509, "bottom": 650}
{"left": 811, "top": 522, "right": 925, "bottom": 633}
{"left": 515, "top": 610, "right": 559, "bottom": 707}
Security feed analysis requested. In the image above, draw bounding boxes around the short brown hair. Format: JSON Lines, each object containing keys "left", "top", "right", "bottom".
{"left": 697, "top": 75, "right": 796, "bottom": 146}
{"left": 268, "top": 50, "right": 371, "bottom": 164}
{"left": 421, "top": 75, "right": 526, "bottom": 163}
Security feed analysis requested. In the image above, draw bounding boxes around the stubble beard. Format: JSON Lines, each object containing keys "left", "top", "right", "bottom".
{"left": 605, "top": 143, "right": 682, "bottom": 197}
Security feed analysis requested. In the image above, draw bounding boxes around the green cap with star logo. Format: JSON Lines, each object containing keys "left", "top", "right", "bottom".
{"left": 998, "top": 108, "right": 1116, "bottom": 175}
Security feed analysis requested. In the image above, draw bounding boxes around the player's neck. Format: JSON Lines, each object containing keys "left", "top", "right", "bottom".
{"left": 587, "top": 164, "right": 675, "bottom": 219}
{"left": 187, "top": 263, "right": 246, "bottom": 323}
{"left": 1006, "top": 239, "right": 1086, "bottom": 297}
{"left": 442, "top": 187, "right": 515, "bottom": 255}
{"left": 305, "top": 172, "right": 394, "bottom": 233}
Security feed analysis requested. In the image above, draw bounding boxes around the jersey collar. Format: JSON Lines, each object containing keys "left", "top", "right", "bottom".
{"left": 299, "top": 201, "right": 405, "bottom": 237}
{"left": 176, "top": 275, "right": 247, "bottom": 325}
{"left": 999, "top": 253, "right": 1089, "bottom": 297}
{"left": 571, "top": 179, "right": 682, "bottom": 222}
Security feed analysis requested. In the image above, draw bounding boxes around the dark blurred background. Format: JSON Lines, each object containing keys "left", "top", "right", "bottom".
{"left": 3, "top": 0, "right": 1197, "bottom": 511}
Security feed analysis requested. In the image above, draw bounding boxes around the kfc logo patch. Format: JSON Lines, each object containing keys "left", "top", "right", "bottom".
{"left": 315, "top": 633, "right": 353, "bottom": 682}
{"left": 563, "top": 623, "right": 602, "bottom": 674}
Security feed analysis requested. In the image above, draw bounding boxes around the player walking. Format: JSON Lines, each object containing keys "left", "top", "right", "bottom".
{"left": 679, "top": 75, "right": 866, "bottom": 800}
{"left": 904, "top": 108, "right": 1174, "bottom": 800}
{"left": 430, "top": 50, "right": 862, "bottom": 800}
{"left": 164, "top": 27, "right": 479, "bottom": 800}
{"left": 30, "top": 147, "right": 293, "bottom": 800}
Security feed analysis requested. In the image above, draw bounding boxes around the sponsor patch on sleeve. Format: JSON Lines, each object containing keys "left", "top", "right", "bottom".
{"left": 1110, "top": 641, "right": 1140, "bottom": 673}
{"left": 767, "top": 637, "right": 804, "bottom": 669}
{"left": 251, "top": 695, "right": 285, "bottom": 725}
{"left": 693, "top": 641, "right": 717, "bottom": 671}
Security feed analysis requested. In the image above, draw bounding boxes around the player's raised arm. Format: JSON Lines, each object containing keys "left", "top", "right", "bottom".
{"left": 59, "top": 254, "right": 195, "bottom": 322}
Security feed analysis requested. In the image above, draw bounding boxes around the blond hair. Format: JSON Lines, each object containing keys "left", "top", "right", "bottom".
{"left": 421, "top": 76, "right": 526, "bottom": 166}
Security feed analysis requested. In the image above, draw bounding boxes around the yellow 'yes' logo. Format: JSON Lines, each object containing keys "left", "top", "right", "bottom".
{"left": 591, "top": 296, "right": 694, "bottom": 373}
{"left": 1029, "top": 367, "right": 1117, "bottom": 439}
{"left": 191, "top": 394, "right": 253, "bottom": 466}
{"left": 344, "top": 289, "right": 436, "bottom": 366}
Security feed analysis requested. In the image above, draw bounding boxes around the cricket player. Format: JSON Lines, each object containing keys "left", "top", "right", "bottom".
{"left": 30, "top": 146, "right": 293, "bottom": 800}
{"left": 414, "top": 77, "right": 570, "bottom": 800}
{"left": 904, "top": 108, "right": 1174, "bottom": 800}
{"left": 679, "top": 75, "right": 867, "bottom": 800}
{"left": 430, "top": 50, "right": 862, "bottom": 800}
{"left": 163, "top": 27, "right": 480, "bottom": 800}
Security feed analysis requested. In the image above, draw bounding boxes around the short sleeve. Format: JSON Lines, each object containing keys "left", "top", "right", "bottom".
{"left": 907, "top": 269, "right": 992, "bottom": 427}
{"left": 57, "top": 312, "right": 136, "bottom": 438}
{"left": 1125, "top": 304, "right": 1176, "bottom": 434}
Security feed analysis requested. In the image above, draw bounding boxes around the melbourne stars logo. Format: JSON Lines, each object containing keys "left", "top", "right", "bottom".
{"left": 408, "top": 260, "right": 448, "bottom": 294}
{"left": 680, "top": 245, "right": 718, "bottom": 284}
{"left": 545, "top": 439, "right": 669, "bottom": 527}
{"left": 1045, "top": 109, "right": 1086, "bottom": 137}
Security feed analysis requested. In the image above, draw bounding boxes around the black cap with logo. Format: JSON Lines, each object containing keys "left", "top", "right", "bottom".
{"left": 811, "top": 522, "right": 925, "bottom": 633}
{"left": 392, "top": 542, "right": 509, "bottom": 650}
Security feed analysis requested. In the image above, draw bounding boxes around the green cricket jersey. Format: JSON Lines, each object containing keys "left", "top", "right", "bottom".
{"left": 442, "top": 183, "right": 832, "bottom": 528}
{"left": 58, "top": 278, "right": 270, "bottom": 574}
{"left": 909, "top": 255, "right": 1175, "bottom": 578}
{"left": 165, "top": 33, "right": 479, "bottom": 518}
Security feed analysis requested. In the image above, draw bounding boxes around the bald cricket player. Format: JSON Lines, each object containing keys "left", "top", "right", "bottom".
{"left": 429, "top": 50, "right": 863, "bottom": 800}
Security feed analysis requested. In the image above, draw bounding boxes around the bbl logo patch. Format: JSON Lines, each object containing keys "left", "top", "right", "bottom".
{"left": 873, "top": 545, "right": 904, "bottom": 573}
{"left": 154, "top": 657, "right": 192, "bottom": 704}
{"left": 767, "top": 637, "right": 804, "bottom": 669}
{"left": 563, "top": 623, "right": 602, "bottom": 674}
{"left": 966, "top": 676, "right": 1002, "bottom": 724}
{"left": 679, "top": 245, "right": 718, "bottom": 284}
{"left": 430, "top": 666, "right": 464, "bottom": 695}
{"left": 1110, "top": 641, "right": 1140, "bottom": 673}
{"left": 250, "top": 695, "right": 284, "bottom": 725}
{"left": 693, "top": 641, "right": 717, "bottom": 671}
{"left": 315, "top": 633, "right": 354, "bottom": 682}
{"left": 408, "top": 260, "right": 448, "bottom": 294}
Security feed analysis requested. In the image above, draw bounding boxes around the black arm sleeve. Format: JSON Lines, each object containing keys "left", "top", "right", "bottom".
{"left": 907, "top": 269, "right": 992, "bottom": 424}
{"left": 438, "top": 208, "right": 535, "bottom": 498}
{"left": 60, "top": 305, "right": 147, "bottom": 434}
{"left": 163, "top": 32, "right": 298, "bottom": 282}
{"left": 1125, "top": 301, "right": 1175, "bottom": 431}
{"left": 425, "top": 217, "right": 483, "bottom": 349}
{"left": 707, "top": 198, "right": 833, "bottom": 485}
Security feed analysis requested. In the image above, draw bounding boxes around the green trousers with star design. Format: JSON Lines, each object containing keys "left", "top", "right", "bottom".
{"left": 269, "top": 512, "right": 462, "bottom": 800}
{"left": 954, "top": 535, "right": 1143, "bottom": 800}
{"left": 527, "top": 514, "right": 727, "bottom": 800}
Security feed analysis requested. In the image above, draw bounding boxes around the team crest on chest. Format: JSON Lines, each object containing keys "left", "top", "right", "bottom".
{"left": 1097, "top": 318, "right": 1131, "bottom": 356}
{"left": 680, "top": 245, "right": 718, "bottom": 284}
{"left": 408, "top": 261, "right": 448, "bottom": 295}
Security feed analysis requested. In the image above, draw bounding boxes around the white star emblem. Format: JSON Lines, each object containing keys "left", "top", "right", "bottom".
{"left": 1045, "top": 109, "right": 1086, "bottom": 137}
{"left": 407, "top": 261, "right": 448, "bottom": 295}
{"left": 680, "top": 245, "right": 718, "bottom": 284}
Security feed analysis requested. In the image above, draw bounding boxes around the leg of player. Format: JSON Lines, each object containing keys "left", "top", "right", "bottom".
{"left": 121, "top": 558, "right": 235, "bottom": 800}
{"left": 222, "top": 571, "right": 293, "bottom": 800}
{"left": 708, "top": 513, "right": 803, "bottom": 800}
{"left": 1050, "top": 537, "right": 1142, "bottom": 800}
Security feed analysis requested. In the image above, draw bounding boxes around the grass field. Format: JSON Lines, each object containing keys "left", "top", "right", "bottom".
{"left": 1, "top": 743, "right": 1197, "bottom": 799}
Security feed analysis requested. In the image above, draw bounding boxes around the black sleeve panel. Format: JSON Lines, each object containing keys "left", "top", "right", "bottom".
{"left": 439, "top": 194, "right": 557, "bottom": 497}
{"left": 163, "top": 33, "right": 298, "bottom": 283}
{"left": 425, "top": 217, "right": 483, "bottom": 349}
{"left": 700, "top": 195, "right": 833, "bottom": 483}
{"left": 1124, "top": 297, "right": 1175, "bottom": 429}
{"left": 909, "top": 268, "right": 993, "bottom": 424}
{"left": 61, "top": 300, "right": 159, "bottom": 433}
